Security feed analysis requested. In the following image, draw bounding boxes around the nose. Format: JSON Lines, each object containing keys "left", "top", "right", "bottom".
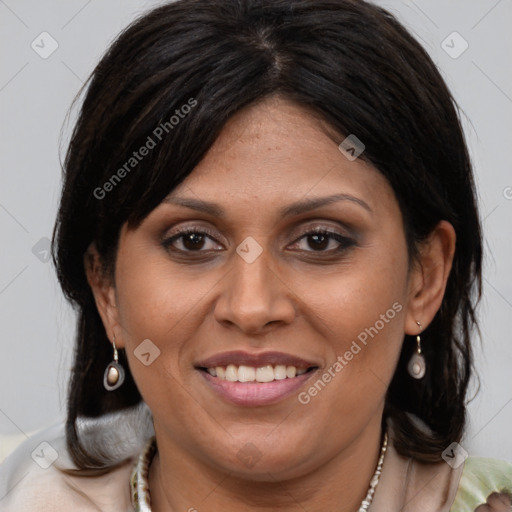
{"left": 213, "top": 245, "right": 296, "bottom": 335}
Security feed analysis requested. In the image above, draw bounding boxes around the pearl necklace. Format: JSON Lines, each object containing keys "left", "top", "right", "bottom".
{"left": 131, "top": 431, "right": 388, "bottom": 512}
{"left": 358, "top": 431, "right": 388, "bottom": 511}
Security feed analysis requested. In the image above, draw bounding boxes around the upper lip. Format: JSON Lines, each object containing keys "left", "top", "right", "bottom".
{"left": 195, "top": 350, "right": 319, "bottom": 370}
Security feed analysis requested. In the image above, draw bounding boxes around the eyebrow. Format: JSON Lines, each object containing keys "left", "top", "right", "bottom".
{"left": 163, "top": 193, "right": 372, "bottom": 218}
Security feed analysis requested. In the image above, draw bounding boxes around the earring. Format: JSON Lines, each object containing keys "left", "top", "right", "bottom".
{"left": 103, "top": 336, "right": 125, "bottom": 391}
{"left": 407, "top": 321, "right": 426, "bottom": 379}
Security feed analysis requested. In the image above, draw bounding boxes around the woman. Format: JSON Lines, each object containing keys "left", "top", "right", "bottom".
{"left": 0, "top": 0, "right": 511, "bottom": 510}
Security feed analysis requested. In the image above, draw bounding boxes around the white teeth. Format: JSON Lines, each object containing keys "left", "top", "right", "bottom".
{"left": 274, "top": 365, "right": 287, "bottom": 380}
{"left": 238, "top": 365, "right": 256, "bottom": 382}
{"left": 207, "top": 364, "right": 311, "bottom": 382}
{"left": 225, "top": 364, "right": 238, "bottom": 382}
{"left": 286, "top": 366, "right": 296, "bottom": 378}
{"left": 255, "top": 365, "right": 274, "bottom": 382}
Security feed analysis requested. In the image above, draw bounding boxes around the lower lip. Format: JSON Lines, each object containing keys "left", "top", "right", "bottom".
{"left": 198, "top": 369, "right": 317, "bottom": 406}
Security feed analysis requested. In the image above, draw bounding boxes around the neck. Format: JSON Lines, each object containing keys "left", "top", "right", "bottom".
{"left": 148, "top": 419, "right": 384, "bottom": 512}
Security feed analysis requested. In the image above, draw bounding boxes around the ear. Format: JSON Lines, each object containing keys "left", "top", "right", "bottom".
{"left": 405, "top": 220, "right": 456, "bottom": 335}
{"left": 84, "top": 243, "right": 124, "bottom": 348}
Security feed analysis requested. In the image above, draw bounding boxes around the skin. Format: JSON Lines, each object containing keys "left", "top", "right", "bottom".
{"left": 475, "top": 493, "right": 512, "bottom": 512}
{"left": 86, "top": 96, "right": 455, "bottom": 511}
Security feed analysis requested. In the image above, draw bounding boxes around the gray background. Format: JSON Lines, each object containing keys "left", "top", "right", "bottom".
{"left": 0, "top": 0, "right": 511, "bottom": 461}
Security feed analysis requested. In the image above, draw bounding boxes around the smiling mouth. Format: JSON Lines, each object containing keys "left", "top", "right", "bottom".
{"left": 198, "top": 364, "right": 318, "bottom": 383}
{"left": 195, "top": 351, "right": 320, "bottom": 405}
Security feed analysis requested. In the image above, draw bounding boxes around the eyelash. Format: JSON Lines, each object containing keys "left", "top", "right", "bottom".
{"left": 162, "top": 227, "right": 220, "bottom": 252}
{"left": 162, "top": 225, "right": 356, "bottom": 255}
{"left": 292, "top": 227, "right": 356, "bottom": 253}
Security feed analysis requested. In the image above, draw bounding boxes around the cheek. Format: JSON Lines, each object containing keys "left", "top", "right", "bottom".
{"left": 112, "top": 252, "right": 207, "bottom": 423}
{"left": 114, "top": 244, "right": 210, "bottom": 342}
{"left": 112, "top": 246, "right": 199, "bottom": 384}
{"left": 304, "top": 239, "right": 408, "bottom": 349}
{"left": 295, "top": 237, "right": 409, "bottom": 413}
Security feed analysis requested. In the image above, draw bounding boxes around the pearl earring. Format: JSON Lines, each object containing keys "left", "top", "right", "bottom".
{"left": 407, "top": 321, "right": 426, "bottom": 379}
{"left": 103, "top": 336, "right": 125, "bottom": 391}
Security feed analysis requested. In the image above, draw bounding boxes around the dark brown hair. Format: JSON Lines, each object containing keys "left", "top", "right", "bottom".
{"left": 52, "top": 0, "right": 482, "bottom": 470}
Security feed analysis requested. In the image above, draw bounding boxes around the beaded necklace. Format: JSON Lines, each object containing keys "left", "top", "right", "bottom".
{"left": 131, "top": 432, "right": 388, "bottom": 511}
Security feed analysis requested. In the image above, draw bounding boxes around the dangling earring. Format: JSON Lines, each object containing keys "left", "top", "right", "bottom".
{"left": 103, "top": 336, "right": 125, "bottom": 391}
{"left": 407, "top": 321, "right": 426, "bottom": 379}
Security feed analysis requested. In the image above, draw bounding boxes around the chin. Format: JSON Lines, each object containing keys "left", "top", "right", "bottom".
{"left": 206, "top": 439, "right": 317, "bottom": 481}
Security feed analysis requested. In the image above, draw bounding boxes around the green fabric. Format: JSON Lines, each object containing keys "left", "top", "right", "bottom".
{"left": 450, "top": 457, "right": 512, "bottom": 511}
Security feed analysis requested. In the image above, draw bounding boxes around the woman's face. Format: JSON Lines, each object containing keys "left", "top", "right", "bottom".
{"left": 100, "top": 97, "right": 426, "bottom": 479}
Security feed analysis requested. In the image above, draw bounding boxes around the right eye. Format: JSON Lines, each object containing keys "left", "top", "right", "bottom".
{"left": 162, "top": 227, "right": 224, "bottom": 253}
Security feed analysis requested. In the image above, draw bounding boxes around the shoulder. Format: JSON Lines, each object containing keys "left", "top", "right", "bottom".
{"left": 0, "top": 423, "right": 135, "bottom": 512}
{"left": 450, "top": 457, "right": 512, "bottom": 511}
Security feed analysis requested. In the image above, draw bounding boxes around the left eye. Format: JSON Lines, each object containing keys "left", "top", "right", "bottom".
{"left": 290, "top": 230, "right": 355, "bottom": 252}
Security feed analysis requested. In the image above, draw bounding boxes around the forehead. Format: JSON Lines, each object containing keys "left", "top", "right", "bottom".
{"left": 167, "top": 96, "right": 396, "bottom": 217}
